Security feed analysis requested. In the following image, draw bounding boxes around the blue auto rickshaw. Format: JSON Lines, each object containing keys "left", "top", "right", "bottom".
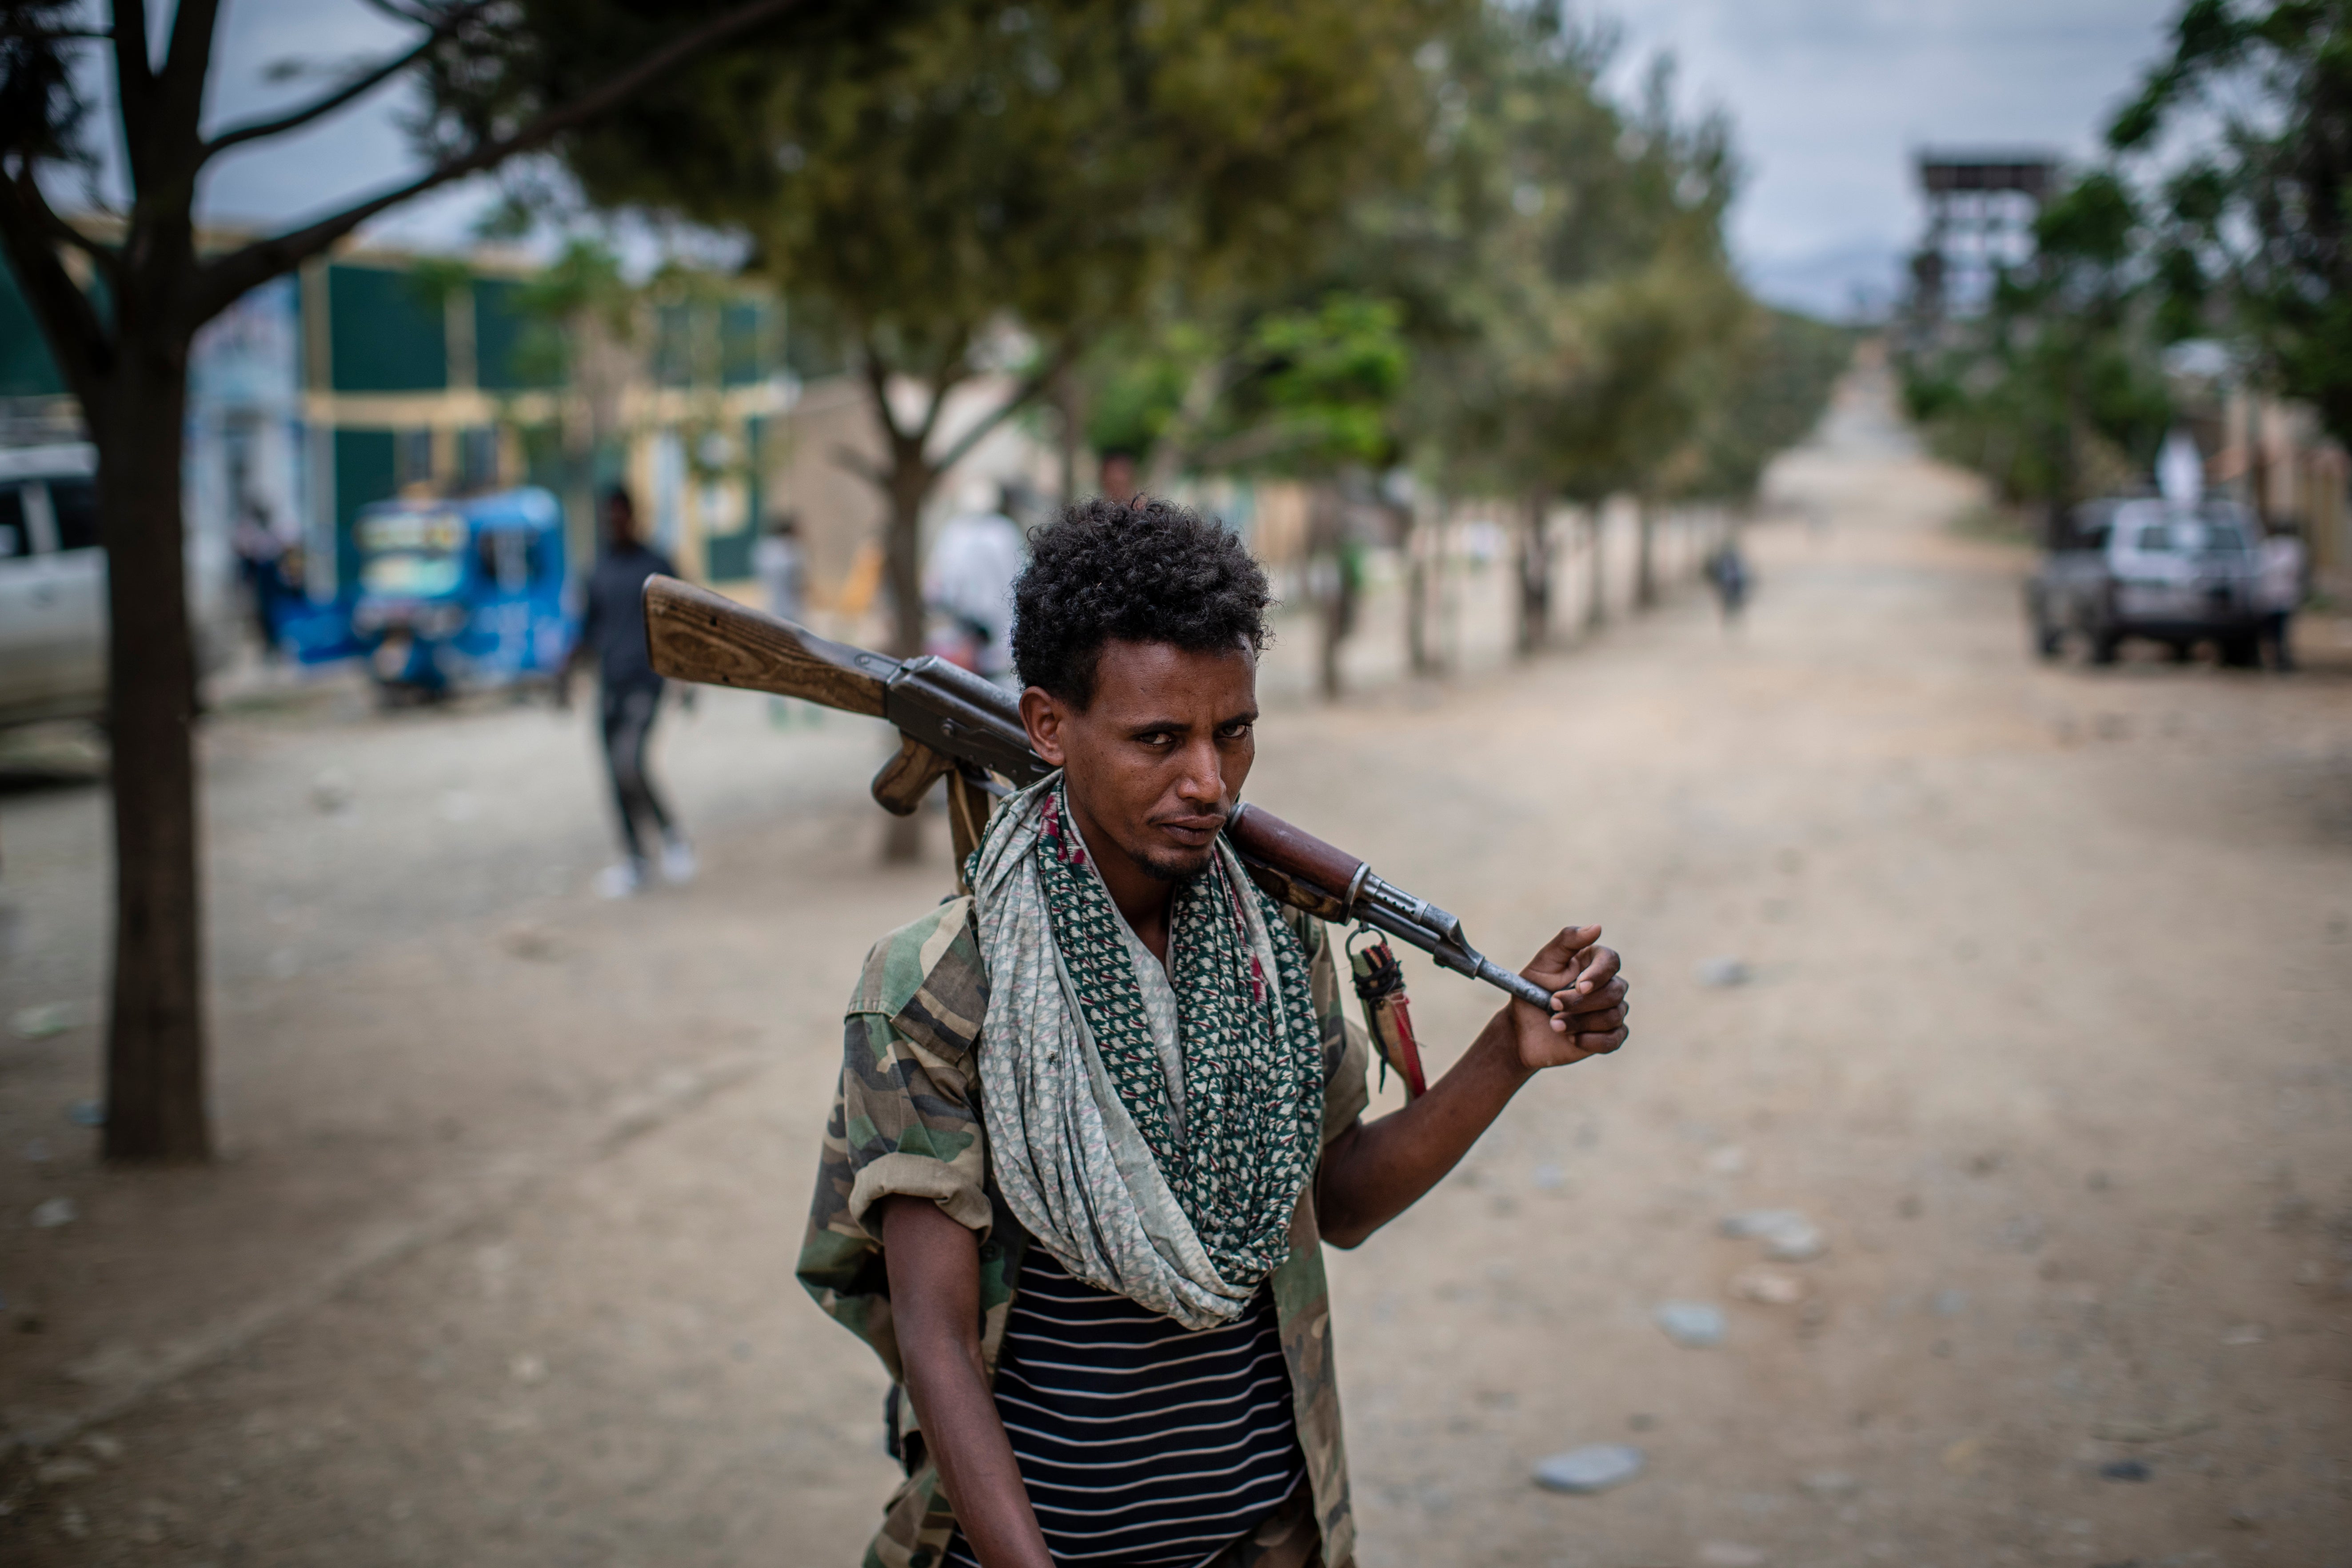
{"left": 350, "top": 487, "right": 576, "bottom": 701}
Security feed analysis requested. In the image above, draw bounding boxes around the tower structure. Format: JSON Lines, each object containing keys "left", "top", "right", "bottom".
{"left": 1909, "top": 149, "right": 2060, "bottom": 325}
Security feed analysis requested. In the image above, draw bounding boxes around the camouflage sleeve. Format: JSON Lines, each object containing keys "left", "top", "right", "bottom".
{"left": 796, "top": 899, "right": 992, "bottom": 1383}
{"left": 839, "top": 1008, "right": 993, "bottom": 1236}
{"left": 1293, "top": 911, "right": 1372, "bottom": 1146}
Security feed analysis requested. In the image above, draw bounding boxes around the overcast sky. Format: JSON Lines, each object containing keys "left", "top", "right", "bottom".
{"left": 157, "top": 0, "right": 2185, "bottom": 319}
{"left": 1600, "top": 0, "right": 2180, "bottom": 315}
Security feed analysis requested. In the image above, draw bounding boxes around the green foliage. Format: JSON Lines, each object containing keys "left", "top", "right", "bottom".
{"left": 1673, "top": 308, "right": 1856, "bottom": 504}
{"left": 1899, "top": 172, "right": 2175, "bottom": 511}
{"left": 0, "top": 2, "right": 92, "bottom": 168}
{"left": 1082, "top": 0, "right": 1772, "bottom": 507}
{"left": 1235, "top": 294, "right": 1410, "bottom": 472}
{"left": 555, "top": 0, "right": 1442, "bottom": 399}
{"left": 1362, "top": 2, "right": 1750, "bottom": 503}
{"left": 475, "top": 0, "right": 1809, "bottom": 539}
{"left": 1082, "top": 321, "right": 1216, "bottom": 459}
{"left": 2110, "top": 0, "right": 2352, "bottom": 445}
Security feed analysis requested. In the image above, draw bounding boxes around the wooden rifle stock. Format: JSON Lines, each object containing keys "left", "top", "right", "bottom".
{"left": 638, "top": 575, "right": 1549, "bottom": 1009}
{"left": 643, "top": 575, "right": 892, "bottom": 715}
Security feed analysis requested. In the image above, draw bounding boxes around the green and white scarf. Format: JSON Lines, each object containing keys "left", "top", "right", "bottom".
{"left": 971, "top": 775, "right": 1324, "bottom": 1328}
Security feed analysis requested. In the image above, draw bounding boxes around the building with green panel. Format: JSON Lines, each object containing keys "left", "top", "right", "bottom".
{"left": 295, "top": 247, "right": 792, "bottom": 598}
{"left": 2, "top": 233, "right": 794, "bottom": 607}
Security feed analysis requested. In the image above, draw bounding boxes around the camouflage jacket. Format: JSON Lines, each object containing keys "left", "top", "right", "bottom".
{"left": 795, "top": 894, "right": 1371, "bottom": 1568}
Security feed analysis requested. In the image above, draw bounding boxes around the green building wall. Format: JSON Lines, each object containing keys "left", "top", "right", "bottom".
{"left": 0, "top": 260, "right": 72, "bottom": 398}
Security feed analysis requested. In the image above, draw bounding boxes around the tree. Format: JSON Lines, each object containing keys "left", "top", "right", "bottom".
{"left": 1186, "top": 291, "right": 1413, "bottom": 697}
{"left": 528, "top": 0, "right": 1444, "bottom": 848}
{"left": 1670, "top": 306, "right": 1855, "bottom": 509}
{"left": 1313, "top": 5, "right": 1745, "bottom": 650}
{"left": 0, "top": 0, "right": 833, "bottom": 1161}
{"left": 1070, "top": 4, "right": 1758, "bottom": 664}
{"left": 2111, "top": 0, "right": 2352, "bottom": 447}
{"left": 549, "top": 0, "right": 1442, "bottom": 662}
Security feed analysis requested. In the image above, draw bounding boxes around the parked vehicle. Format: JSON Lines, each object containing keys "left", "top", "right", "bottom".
{"left": 2026, "top": 497, "right": 2262, "bottom": 666}
{"left": 349, "top": 487, "right": 577, "bottom": 702}
{"left": 0, "top": 443, "right": 236, "bottom": 729}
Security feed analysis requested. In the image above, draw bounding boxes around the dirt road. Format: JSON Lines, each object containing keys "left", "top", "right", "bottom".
{"left": 2, "top": 361, "right": 2348, "bottom": 1566}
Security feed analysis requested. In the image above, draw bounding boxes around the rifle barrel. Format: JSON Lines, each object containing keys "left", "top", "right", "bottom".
{"left": 639, "top": 575, "right": 1552, "bottom": 1013}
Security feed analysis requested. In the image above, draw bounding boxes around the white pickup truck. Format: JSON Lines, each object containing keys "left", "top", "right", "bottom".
{"left": 0, "top": 443, "right": 238, "bottom": 729}
{"left": 2025, "top": 496, "right": 2263, "bottom": 666}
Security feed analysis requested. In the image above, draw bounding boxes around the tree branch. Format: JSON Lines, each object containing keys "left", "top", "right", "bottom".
{"left": 911, "top": 332, "right": 973, "bottom": 447}
{"left": 112, "top": 0, "right": 156, "bottom": 172}
{"left": 189, "top": 0, "right": 807, "bottom": 324}
{"left": 0, "top": 171, "right": 112, "bottom": 410}
{"left": 202, "top": 4, "right": 492, "bottom": 161}
{"left": 0, "top": 163, "right": 120, "bottom": 274}
{"left": 357, "top": 0, "right": 446, "bottom": 27}
{"left": 161, "top": 0, "right": 225, "bottom": 144}
{"left": 860, "top": 336, "right": 910, "bottom": 445}
{"left": 1144, "top": 351, "right": 1241, "bottom": 492}
{"left": 829, "top": 443, "right": 885, "bottom": 485}
{"left": 914, "top": 375, "right": 955, "bottom": 449}
{"left": 929, "top": 344, "right": 1077, "bottom": 475}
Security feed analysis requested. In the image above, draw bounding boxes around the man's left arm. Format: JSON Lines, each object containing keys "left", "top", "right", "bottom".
{"left": 1314, "top": 925, "right": 1627, "bottom": 1249}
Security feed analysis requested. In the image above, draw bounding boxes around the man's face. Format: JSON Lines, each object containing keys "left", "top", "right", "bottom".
{"left": 604, "top": 496, "right": 635, "bottom": 547}
{"left": 1021, "top": 639, "right": 1257, "bottom": 884}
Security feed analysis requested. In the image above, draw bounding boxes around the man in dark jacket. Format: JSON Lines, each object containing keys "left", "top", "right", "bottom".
{"left": 577, "top": 485, "right": 693, "bottom": 898}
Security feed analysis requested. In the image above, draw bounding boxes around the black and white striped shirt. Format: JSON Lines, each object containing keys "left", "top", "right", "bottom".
{"left": 942, "top": 1246, "right": 1306, "bottom": 1567}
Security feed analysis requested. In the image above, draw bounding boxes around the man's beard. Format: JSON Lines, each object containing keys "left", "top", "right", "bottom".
{"left": 1132, "top": 808, "right": 1228, "bottom": 883}
{"left": 1136, "top": 842, "right": 1217, "bottom": 883}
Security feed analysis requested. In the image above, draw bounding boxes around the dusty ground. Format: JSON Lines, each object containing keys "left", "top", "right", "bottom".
{"left": 2, "top": 361, "right": 2349, "bottom": 1568}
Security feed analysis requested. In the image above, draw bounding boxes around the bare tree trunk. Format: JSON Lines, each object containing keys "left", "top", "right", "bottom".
{"left": 2245, "top": 394, "right": 2268, "bottom": 526}
{"left": 1310, "top": 486, "right": 1357, "bottom": 701}
{"left": 1585, "top": 505, "right": 1607, "bottom": 632}
{"left": 98, "top": 355, "right": 212, "bottom": 1162}
{"left": 881, "top": 439, "right": 933, "bottom": 863}
{"left": 1635, "top": 495, "right": 1659, "bottom": 610}
{"left": 1515, "top": 491, "right": 1551, "bottom": 655}
{"left": 1404, "top": 502, "right": 1434, "bottom": 677}
{"left": 1050, "top": 369, "right": 1083, "bottom": 506}
{"left": 0, "top": 0, "right": 819, "bottom": 1169}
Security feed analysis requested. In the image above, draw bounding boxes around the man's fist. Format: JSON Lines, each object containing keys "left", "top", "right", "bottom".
{"left": 1509, "top": 924, "right": 1628, "bottom": 1071}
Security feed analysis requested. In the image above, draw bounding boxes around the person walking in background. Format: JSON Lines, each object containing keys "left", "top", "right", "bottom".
{"left": 754, "top": 510, "right": 806, "bottom": 625}
{"left": 231, "top": 504, "right": 287, "bottom": 659}
{"left": 577, "top": 485, "right": 694, "bottom": 898}
{"left": 1707, "top": 536, "right": 1751, "bottom": 625}
{"left": 754, "top": 511, "right": 815, "bottom": 727}
{"left": 2256, "top": 522, "right": 2306, "bottom": 672}
{"left": 923, "top": 480, "right": 1026, "bottom": 683}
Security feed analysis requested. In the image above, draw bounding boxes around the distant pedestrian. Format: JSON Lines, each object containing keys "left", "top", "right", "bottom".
{"left": 753, "top": 511, "right": 816, "bottom": 727}
{"left": 577, "top": 485, "right": 693, "bottom": 898}
{"left": 754, "top": 511, "right": 807, "bottom": 625}
{"left": 2255, "top": 523, "right": 2306, "bottom": 672}
{"left": 923, "top": 482, "right": 1025, "bottom": 683}
{"left": 232, "top": 505, "right": 287, "bottom": 658}
{"left": 1707, "top": 538, "right": 1751, "bottom": 624}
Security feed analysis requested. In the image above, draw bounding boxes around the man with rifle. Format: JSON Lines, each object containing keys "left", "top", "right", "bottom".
{"left": 696, "top": 497, "right": 1628, "bottom": 1566}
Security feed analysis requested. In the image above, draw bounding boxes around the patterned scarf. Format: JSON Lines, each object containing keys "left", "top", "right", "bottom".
{"left": 971, "top": 776, "right": 1324, "bottom": 1328}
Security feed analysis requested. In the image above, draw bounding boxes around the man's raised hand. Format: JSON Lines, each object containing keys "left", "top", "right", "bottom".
{"left": 1511, "top": 924, "right": 1628, "bottom": 1070}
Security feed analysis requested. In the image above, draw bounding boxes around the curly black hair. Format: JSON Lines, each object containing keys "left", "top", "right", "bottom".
{"left": 1011, "top": 496, "right": 1271, "bottom": 706}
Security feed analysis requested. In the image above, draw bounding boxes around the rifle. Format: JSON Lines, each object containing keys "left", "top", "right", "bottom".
{"left": 640, "top": 575, "right": 1553, "bottom": 1021}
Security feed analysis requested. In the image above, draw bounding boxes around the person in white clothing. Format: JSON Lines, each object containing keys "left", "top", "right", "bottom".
{"left": 753, "top": 511, "right": 818, "bottom": 726}
{"left": 753, "top": 511, "right": 806, "bottom": 625}
{"left": 2256, "top": 524, "right": 2306, "bottom": 672}
{"left": 923, "top": 481, "right": 1026, "bottom": 682}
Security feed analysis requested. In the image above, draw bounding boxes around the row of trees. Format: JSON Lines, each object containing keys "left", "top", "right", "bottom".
{"left": 483, "top": 0, "right": 1846, "bottom": 670}
{"left": 1901, "top": 0, "right": 2352, "bottom": 523}
{"left": 1, "top": 0, "right": 1845, "bottom": 1160}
